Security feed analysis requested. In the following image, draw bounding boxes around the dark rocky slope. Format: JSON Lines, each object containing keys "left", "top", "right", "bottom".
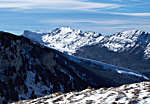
{"left": 74, "top": 43, "right": 150, "bottom": 77}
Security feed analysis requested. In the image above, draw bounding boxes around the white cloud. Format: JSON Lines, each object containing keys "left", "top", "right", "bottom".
{"left": 112, "top": 0, "right": 140, "bottom": 2}
{"left": 112, "top": 12, "right": 150, "bottom": 16}
{"left": 40, "top": 19, "right": 128, "bottom": 25}
{"left": 39, "top": 18, "right": 150, "bottom": 33}
{"left": 111, "top": 25, "right": 150, "bottom": 32}
{"left": 0, "top": 0, "right": 121, "bottom": 11}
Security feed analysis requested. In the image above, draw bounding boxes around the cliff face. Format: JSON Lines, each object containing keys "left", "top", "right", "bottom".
{"left": 0, "top": 32, "right": 148, "bottom": 103}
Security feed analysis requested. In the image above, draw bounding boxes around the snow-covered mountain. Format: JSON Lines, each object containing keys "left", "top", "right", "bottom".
{"left": 101, "top": 30, "right": 150, "bottom": 57}
{"left": 23, "top": 27, "right": 150, "bottom": 58}
{"left": 23, "top": 27, "right": 150, "bottom": 78}
{"left": 0, "top": 31, "right": 148, "bottom": 103}
{"left": 23, "top": 27, "right": 104, "bottom": 54}
{"left": 13, "top": 81, "right": 150, "bottom": 104}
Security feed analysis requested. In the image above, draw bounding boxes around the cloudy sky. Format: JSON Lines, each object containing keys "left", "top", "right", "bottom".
{"left": 0, "top": 0, "right": 150, "bottom": 35}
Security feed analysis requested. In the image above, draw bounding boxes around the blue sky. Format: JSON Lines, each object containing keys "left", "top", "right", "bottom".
{"left": 0, "top": 0, "right": 150, "bottom": 35}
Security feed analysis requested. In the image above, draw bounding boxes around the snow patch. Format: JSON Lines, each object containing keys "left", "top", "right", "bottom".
{"left": 15, "top": 82, "right": 150, "bottom": 104}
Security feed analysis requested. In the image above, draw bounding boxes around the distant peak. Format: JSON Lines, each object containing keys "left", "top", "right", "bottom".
{"left": 60, "top": 26, "right": 73, "bottom": 30}
{"left": 121, "top": 30, "right": 145, "bottom": 34}
{"left": 23, "top": 30, "right": 32, "bottom": 34}
{"left": 51, "top": 26, "right": 83, "bottom": 35}
{"left": 23, "top": 30, "right": 49, "bottom": 34}
{"left": 114, "top": 30, "right": 147, "bottom": 38}
{"left": 55, "top": 26, "right": 74, "bottom": 31}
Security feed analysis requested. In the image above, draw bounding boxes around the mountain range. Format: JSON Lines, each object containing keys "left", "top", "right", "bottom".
{"left": 0, "top": 30, "right": 149, "bottom": 103}
{"left": 23, "top": 27, "right": 150, "bottom": 78}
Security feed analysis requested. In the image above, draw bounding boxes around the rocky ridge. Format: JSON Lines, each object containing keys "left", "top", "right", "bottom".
{"left": 13, "top": 81, "right": 150, "bottom": 104}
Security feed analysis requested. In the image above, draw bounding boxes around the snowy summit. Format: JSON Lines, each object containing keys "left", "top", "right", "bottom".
{"left": 23, "top": 27, "right": 104, "bottom": 54}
